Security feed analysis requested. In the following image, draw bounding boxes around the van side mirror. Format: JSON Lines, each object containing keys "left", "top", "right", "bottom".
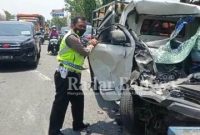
{"left": 110, "top": 29, "right": 127, "bottom": 44}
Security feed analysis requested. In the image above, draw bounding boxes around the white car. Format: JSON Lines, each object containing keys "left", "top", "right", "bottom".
{"left": 90, "top": 0, "right": 200, "bottom": 135}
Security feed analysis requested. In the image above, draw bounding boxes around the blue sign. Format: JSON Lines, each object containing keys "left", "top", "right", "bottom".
{"left": 52, "top": 13, "right": 64, "bottom": 17}
{"left": 51, "top": 9, "right": 65, "bottom": 17}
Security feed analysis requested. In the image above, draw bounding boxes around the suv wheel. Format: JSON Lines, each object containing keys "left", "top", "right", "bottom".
{"left": 37, "top": 50, "right": 41, "bottom": 59}
{"left": 28, "top": 51, "right": 39, "bottom": 69}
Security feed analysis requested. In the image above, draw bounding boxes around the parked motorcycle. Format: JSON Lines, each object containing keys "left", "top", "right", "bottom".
{"left": 49, "top": 36, "right": 59, "bottom": 55}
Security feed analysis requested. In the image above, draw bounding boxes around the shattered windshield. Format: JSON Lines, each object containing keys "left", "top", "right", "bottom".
{"left": 139, "top": 16, "right": 200, "bottom": 82}
{"left": 152, "top": 27, "right": 200, "bottom": 64}
{"left": 151, "top": 17, "right": 200, "bottom": 65}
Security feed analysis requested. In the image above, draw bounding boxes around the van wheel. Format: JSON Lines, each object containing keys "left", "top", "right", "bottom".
{"left": 120, "top": 90, "right": 143, "bottom": 135}
{"left": 122, "top": 127, "right": 133, "bottom": 135}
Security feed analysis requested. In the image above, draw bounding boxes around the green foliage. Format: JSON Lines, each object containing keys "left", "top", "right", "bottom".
{"left": 51, "top": 17, "right": 68, "bottom": 29}
{"left": 65, "top": 0, "right": 115, "bottom": 22}
{"left": 4, "top": 11, "right": 15, "bottom": 20}
{"left": 83, "top": 0, "right": 98, "bottom": 22}
{"left": 65, "top": 0, "right": 85, "bottom": 18}
{"left": 65, "top": 0, "right": 101, "bottom": 23}
{"left": 46, "top": 20, "right": 51, "bottom": 26}
{"left": 102, "top": 0, "right": 114, "bottom": 5}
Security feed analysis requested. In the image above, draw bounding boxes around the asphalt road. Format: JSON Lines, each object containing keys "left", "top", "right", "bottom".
{"left": 0, "top": 42, "right": 121, "bottom": 135}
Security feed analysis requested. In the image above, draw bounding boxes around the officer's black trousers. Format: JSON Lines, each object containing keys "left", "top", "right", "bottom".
{"left": 49, "top": 71, "right": 84, "bottom": 135}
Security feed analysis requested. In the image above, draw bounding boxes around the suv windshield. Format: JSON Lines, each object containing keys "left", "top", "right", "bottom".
{"left": 0, "top": 23, "right": 32, "bottom": 36}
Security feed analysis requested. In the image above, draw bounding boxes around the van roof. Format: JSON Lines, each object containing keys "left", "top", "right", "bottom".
{"left": 128, "top": 0, "right": 200, "bottom": 16}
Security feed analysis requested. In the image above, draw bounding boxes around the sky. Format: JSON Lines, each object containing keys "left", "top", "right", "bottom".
{"left": 0, "top": 0, "right": 65, "bottom": 20}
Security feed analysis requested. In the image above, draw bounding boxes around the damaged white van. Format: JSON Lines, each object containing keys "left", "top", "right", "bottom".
{"left": 89, "top": 0, "right": 200, "bottom": 135}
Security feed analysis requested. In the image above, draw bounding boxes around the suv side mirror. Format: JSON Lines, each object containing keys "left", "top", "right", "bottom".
{"left": 110, "top": 29, "right": 127, "bottom": 44}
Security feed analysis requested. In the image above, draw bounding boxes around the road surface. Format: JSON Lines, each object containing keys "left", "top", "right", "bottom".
{"left": 0, "top": 42, "right": 121, "bottom": 135}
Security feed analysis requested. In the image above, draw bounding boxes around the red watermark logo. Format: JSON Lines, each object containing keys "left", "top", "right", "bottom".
{"left": 2, "top": 44, "right": 10, "bottom": 48}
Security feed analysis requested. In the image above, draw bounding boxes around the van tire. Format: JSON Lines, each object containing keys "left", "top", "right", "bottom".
{"left": 120, "top": 90, "right": 141, "bottom": 134}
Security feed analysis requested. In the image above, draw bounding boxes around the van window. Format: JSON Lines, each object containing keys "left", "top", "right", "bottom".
{"left": 141, "top": 19, "right": 185, "bottom": 37}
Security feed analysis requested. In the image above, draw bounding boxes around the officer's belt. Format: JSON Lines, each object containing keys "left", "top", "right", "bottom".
{"left": 60, "top": 61, "right": 85, "bottom": 70}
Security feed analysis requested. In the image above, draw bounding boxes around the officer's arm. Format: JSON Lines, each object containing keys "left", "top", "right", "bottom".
{"left": 66, "top": 35, "right": 94, "bottom": 57}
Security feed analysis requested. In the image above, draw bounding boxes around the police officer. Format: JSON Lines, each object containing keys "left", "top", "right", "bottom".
{"left": 49, "top": 17, "right": 98, "bottom": 135}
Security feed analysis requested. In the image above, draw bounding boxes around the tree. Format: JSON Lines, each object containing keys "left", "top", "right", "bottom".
{"left": 46, "top": 20, "right": 51, "bottom": 26}
{"left": 102, "top": 0, "right": 114, "bottom": 5}
{"left": 65, "top": 0, "right": 85, "bottom": 18}
{"left": 65, "top": 0, "right": 101, "bottom": 23}
{"left": 4, "top": 10, "right": 15, "bottom": 20}
{"left": 83, "top": 0, "right": 98, "bottom": 22}
{"left": 51, "top": 17, "right": 68, "bottom": 29}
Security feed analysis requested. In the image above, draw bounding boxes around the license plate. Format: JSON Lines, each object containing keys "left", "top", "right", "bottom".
{"left": 0, "top": 56, "right": 13, "bottom": 60}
